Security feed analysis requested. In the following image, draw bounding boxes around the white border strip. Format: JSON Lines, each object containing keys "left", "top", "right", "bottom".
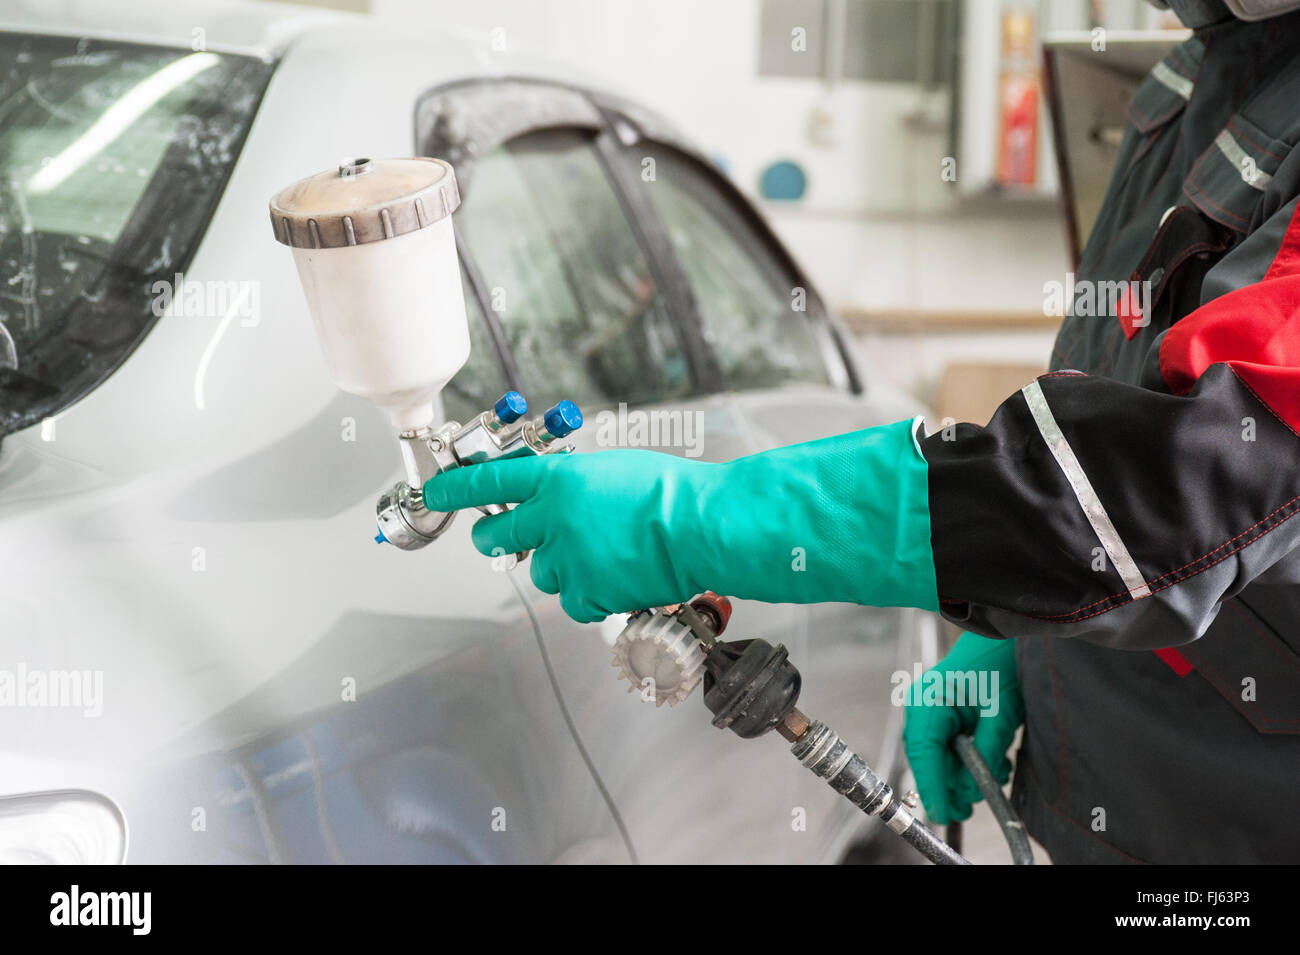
{"left": 1021, "top": 381, "right": 1152, "bottom": 600}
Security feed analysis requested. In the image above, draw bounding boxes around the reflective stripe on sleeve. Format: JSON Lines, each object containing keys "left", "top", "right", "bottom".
{"left": 1021, "top": 380, "right": 1152, "bottom": 600}
{"left": 1214, "top": 129, "right": 1272, "bottom": 192}
{"left": 1151, "top": 60, "right": 1193, "bottom": 101}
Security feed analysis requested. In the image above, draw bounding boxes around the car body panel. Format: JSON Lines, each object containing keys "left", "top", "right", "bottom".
{"left": 0, "top": 2, "right": 928, "bottom": 864}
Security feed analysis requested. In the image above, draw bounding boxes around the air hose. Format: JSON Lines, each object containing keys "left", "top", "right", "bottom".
{"left": 707, "top": 637, "right": 1034, "bottom": 864}
{"left": 950, "top": 734, "right": 1035, "bottom": 865}
{"left": 614, "top": 595, "right": 1032, "bottom": 865}
{"left": 790, "top": 718, "right": 969, "bottom": 865}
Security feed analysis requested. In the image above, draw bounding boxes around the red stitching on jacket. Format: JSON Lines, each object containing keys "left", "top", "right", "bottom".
{"left": 1226, "top": 118, "right": 1284, "bottom": 163}
{"left": 1020, "top": 497, "right": 1300, "bottom": 622}
{"left": 1036, "top": 799, "right": 1152, "bottom": 863}
{"left": 1228, "top": 365, "right": 1300, "bottom": 439}
{"left": 953, "top": 366, "right": 1300, "bottom": 624}
{"left": 1221, "top": 601, "right": 1300, "bottom": 674}
{"left": 1262, "top": 199, "right": 1300, "bottom": 282}
{"left": 1181, "top": 131, "right": 1251, "bottom": 232}
{"left": 1129, "top": 102, "right": 1183, "bottom": 133}
{"left": 1184, "top": 178, "right": 1249, "bottom": 230}
{"left": 1123, "top": 133, "right": 1158, "bottom": 182}
{"left": 1187, "top": 652, "right": 1300, "bottom": 725}
{"left": 1097, "top": 320, "right": 1125, "bottom": 372}
{"left": 1185, "top": 135, "right": 1212, "bottom": 187}
{"left": 1165, "top": 46, "right": 1200, "bottom": 81}
{"left": 1159, "top": 203, "right": 1300, "bottom": 395}
{"left": 1024, "top": 764, "right": 1151, "bottom": 863}
{"left": 1083, "top": 183, "right": 1172, "bottom": 277}
{"left": 1065, "top": 493, "right": 1300, "bottom": 611}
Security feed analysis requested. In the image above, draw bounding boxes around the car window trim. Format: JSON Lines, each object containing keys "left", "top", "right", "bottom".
{"left": 587, "top": 120, "right": 721, "bottom": 392}
{"left": 415, "top": 76, "right": 862, "bottom": 398}
{"left": 416, "top": 78, "right": 711, "bottom": 397}
{"left": 594, "top": 126, "right": 863, "bottom": 396}
{"left": 455, "top": 230, "right": 524, "bottom": 394}
{"left": 415, "top": 79, "right": 605, "bottom": 192}
{"left": 416, "top": 80, "right": 601, "bottom": 399}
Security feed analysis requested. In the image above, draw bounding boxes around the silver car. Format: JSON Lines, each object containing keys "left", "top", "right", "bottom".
{"left": 0, "top": 0, "right": 929, "bottom": 864}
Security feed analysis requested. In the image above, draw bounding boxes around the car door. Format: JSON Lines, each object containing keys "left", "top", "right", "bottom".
{"left": 594, "top": 120, "right": 932, "bottom": 861}
{"left": 603, "top": 128, "right": 933, "bottom": 847}
{"left": 426, "top": 79, "right": 928, "bottom": 862}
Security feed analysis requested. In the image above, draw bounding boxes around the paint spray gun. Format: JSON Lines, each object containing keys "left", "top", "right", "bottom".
{"left": 268, "top": 157, "right": 582, "bottom": 559}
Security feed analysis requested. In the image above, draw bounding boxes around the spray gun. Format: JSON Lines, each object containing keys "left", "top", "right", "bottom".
{"left": 268, "top": 157, "right": 582, "bottom": 557}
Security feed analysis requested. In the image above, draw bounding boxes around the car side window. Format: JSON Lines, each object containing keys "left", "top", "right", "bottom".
{"left": 455, "top": 128, "right": 692, "bottom": 410}
{"left": 633, "top": 144, "right": 832, "bottom": 391}
{"left": 441, "top": 272, "right": 509, "bottom": 425}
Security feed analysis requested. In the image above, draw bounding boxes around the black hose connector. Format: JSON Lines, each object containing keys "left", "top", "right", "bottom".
{"left": 702, "top": 639, "right": 801, "bottom": 738}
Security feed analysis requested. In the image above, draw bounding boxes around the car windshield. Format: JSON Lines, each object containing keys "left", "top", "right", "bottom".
{"left": 0, "top": 33, "right": 274, "bottom": 437}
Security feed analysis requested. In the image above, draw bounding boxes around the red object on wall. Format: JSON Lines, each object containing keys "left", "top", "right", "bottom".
{"left": 997, "top": 75, "right": 1039, "bottom": 186}
{"left": 995, "top": 10, "right": 1039, "bottom": 187}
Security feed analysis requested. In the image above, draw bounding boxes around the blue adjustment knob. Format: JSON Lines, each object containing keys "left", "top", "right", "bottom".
{"left": 493, "top": 391, "right": 528, "bottom": 425}
{"left": 543, "top": 400, "right": 583, "bottom": 439}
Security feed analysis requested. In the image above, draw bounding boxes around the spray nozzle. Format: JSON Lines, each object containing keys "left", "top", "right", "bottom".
{"left": 373, "top": 391, "right": 584, "bottom": 552}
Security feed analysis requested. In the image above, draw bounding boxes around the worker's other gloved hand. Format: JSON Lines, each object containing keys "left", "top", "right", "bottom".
{"left": 902, "top": 631, "right": 1024, "bottom": 824}
{"left": 423, "top": 418, "right": 938, "bottom": 623}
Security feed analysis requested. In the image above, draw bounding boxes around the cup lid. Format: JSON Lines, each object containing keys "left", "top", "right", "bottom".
{"left": 268, "top": 156, "right": 460, "bottom": 249}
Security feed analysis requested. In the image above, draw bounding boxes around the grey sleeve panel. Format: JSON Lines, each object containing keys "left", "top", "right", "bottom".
{"left": 957, "top": 516, "right": 1300, "bottom": 649}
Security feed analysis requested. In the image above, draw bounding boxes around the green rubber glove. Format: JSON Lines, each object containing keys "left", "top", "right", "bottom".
{"left": 423, "top": 417, "right": 938, "bottom": 623}
{"left": 902, "top": 631, "right": 1025, "bottom": 824}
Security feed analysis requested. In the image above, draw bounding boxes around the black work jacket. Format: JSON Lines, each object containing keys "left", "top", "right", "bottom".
{"left": 921, "top": 4, "right": 1300, "bottom": 862}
